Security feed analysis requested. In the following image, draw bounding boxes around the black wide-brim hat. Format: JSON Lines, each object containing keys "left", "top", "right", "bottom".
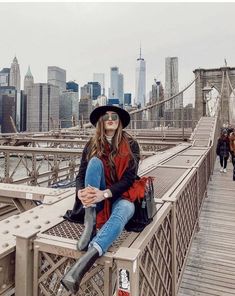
{"left": 90, "top": 105, "right": 130, "bottom": 128}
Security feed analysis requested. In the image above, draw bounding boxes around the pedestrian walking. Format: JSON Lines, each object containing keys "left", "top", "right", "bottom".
{"left": 229, "top": 129, "right": 235, "bottom": 180}
{"left": 216, "top": 129, "right": 230, "bottom": 173}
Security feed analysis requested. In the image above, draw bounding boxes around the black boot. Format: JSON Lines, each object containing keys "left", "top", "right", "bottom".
{"left": 61, "top": 247, "right": 99, "bottom": 294}
{"left": 77, "top": 207, "right": 96, "bottom": 251}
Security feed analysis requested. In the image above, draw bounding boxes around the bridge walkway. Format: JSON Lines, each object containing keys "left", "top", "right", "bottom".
{"left": 178, "top": 159, "right": 235, "bottom": 296}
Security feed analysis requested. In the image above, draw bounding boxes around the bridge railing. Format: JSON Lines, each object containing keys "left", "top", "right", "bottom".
{"left": 27, "top": 146, "right": 212, "bottom": 296}
{"left": 27, "top": 135, "right": 213, "bottom": 296}
{"left": 0, "top": 147, "right": 81, "bottom": 186}
{"left": 0, "top": 144, "right": 171, "bottom": 186}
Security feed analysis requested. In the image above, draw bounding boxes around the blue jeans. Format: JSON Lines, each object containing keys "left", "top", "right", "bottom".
{"left": 85, "top": 157, "right": 135, "bottom": 256}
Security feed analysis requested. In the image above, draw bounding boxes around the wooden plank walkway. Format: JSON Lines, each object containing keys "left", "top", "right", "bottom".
{"left": 178, "top": 159, "right": 235, "bottom": 296}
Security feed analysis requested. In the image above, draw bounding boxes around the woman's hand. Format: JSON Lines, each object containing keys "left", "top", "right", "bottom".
{"left": 78, "top": 187, "right": 96, "bottom": 207}
{"left": 77, "top": 187, "right": 105, "bottom": 207}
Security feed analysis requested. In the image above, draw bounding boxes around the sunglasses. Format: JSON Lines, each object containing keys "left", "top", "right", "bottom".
{"left": 103, "top": 113, "right": 119, "bottom": 121}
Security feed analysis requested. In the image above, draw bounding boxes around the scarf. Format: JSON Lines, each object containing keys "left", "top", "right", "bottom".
{"left": 96, "top": 138, "right": 147, "bottom": 228}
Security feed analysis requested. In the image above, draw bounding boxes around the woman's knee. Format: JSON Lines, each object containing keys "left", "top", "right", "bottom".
{"left": 87, "top": 157, "right": 103, "bottom": 170}
{"left": 116, "top": 199, "right": 135, "bottom": 217}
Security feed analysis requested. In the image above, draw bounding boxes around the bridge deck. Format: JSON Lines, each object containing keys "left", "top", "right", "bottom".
{"left": 178, "top": 160, "right": 235, "bottom": 296}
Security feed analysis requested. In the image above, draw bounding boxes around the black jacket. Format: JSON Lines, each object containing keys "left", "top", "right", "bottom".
{"left": 76, "top": 138, "right": 140, "bottom": 201}
{"left": 216, "top": 137, "right": 230, "bottom": 158}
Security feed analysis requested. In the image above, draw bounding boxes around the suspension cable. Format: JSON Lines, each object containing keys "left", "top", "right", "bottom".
{"left": 130, "top": 75, "right": 199, "bottom": 115}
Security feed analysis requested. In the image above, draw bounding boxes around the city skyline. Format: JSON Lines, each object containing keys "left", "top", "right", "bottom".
{"left": 1, "top": 2, "right": 235, "bottom": 106}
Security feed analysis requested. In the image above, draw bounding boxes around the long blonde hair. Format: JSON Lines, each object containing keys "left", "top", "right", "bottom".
{"left": 87, "top": 116, "right": 134, "bottom": 181}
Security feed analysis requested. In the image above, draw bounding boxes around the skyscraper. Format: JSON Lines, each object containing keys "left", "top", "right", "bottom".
{"left": 20, "top": 90, "right": 27, "bottom": 132}
{"left": 118, "top": 73, "right": 124, "bottom": 106}
{"left": 109, "top": 66, "right": 119, "bottom": 99}
{"left": 93, "top": 73, "right": 105, "bottom": 95}
{"left": 148, "top": 79, "right": 164, "bottom": 125}
{"left": 23, "top": 67, "right": 34, "bottom": 132}
{"left": 109, "top": 67, "right": 124, "bottom": 104}
{"left": 124, "top": 93, "right": 132, "bottom": 106}
{"left": 48, "top": 66, "right": 66, "bottom": 92}
{"left": 135, "top": 47, "right": 146, "bottom": 107}
{"left": 26, "top": 83, "right": 59, "bottom": 132}
{"left": 88, "top": 82, "right": 101, "bottom": 101}
{"left": 9, "top": 56, "right": 21, "bottom": 130}
{"left": 165, "top": 57, "right": 183, "bottom": 109}
{"left": 0, "top": 87, "right": 17, "bottom": 133}
{"left": 10, "top": 57, "right": 21, "bottom": 92}
{"left": 80, "top": 84, "right": 93, "bottom": 100}
{"left": 24, "top": 66, "right": 34, "bottom": 91}
{"left": 0, "top": 68, "right": 10, "bottom": 87}
{"left": 60, "top": 90, "right": 79, "bottom": 128}
{"left": 79, "top": 84, "right": 93, "bottom": 122}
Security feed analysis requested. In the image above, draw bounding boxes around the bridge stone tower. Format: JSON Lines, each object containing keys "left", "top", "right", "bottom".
{"left": 194, "top": 66, "right": 235, "bottom": 123}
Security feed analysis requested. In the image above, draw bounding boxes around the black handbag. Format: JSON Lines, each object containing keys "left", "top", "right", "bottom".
{"left": 125, "top": 177, "right": 156, "bottom": 232}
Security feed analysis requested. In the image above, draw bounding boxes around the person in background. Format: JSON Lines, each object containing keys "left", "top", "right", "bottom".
{"left": 227, "top": 123, "right": 234, "bottom": 136}
{"left": 61, "top": 105, "right": 146, "bottom": 294}
{"left": 229, "top": 129, "right": 235, "bottom": 180}
{"left": 216, "top": 129, "right": 230, "bottom": 173}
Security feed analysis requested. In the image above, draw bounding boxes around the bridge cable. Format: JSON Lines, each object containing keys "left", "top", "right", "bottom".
{"left": 129, "top": 75, "right": 200, "bottom": 115}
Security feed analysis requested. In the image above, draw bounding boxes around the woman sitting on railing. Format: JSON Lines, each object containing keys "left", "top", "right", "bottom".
{"left": 61, "top": 105, "right": 147, "bottom": 294}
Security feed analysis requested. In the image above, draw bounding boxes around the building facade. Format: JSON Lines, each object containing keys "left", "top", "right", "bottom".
{"left": 10, "top": 57, "right": 21, "bottom": 92}
{"left": 23, "top": 67, "right": 34, "bottom": 132}
{"left": 20, "top": 90, "right": 27, "bottom": 132}
{"left": 107, "top": 98, "right": 120, "bottom": 106}
{"left": 24, "top": 66, "right": 34, "bottom": 91}
{"left": 88, "top": 82, "right": 101, "bottom": 101}
{"left": 0, "top": 86, "right": 17, "bottom": 133}
{"left": 96, "top": 95, "right": 107, "bottom": 106}
{"left": 9, "top": 56, "right": 21, "bottom": 130}
{"left": 80, "top": 84, "right": 92, "bottom": 100}
{"left": 66, "top": 81, "right": 79, "bottom": 93}
{"left": 118, "top": 73, "right": 124, "bottom": 106}
{"left": 93, "top": 73, "right": 105, "bottom": 95}
{"left": 109, "top": 66, "right": 119, "bottom": 99}
{"left": 48, "top": 66, "right": 66, "bottom": 92}
{"left": 124, "top": 93, "right": 132, "bottom": 106}
{"left": 135, "top": 48, "right": 146, "bottom": 107}
{"left": 78, "top": 98, "right": 93, "bottom": 123}
{"left": 26, "top": 83, "right": 59, "bottom": 132}
{"left": 109, "top": 67, "right": 124, "bottom": 104}
{"left": 79, "top": 84, "right": 93, "bottom": 123}
{"left": 165, "top": 57, "right": 183, "bottom": 110}
{"left": 0, "top": 68, "right": 10, "bottom": 87}
{"left": 60, "top": 90, "right": 79, "bottom": 128}
{"left": 148, "top": 80, "right": 164, "bottom": 126}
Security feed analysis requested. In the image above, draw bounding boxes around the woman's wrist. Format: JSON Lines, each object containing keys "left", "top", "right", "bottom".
{"left": 104, "top": 189, "right": 112, "bottom": 199}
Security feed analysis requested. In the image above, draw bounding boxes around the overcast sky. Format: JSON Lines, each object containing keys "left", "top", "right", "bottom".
{"left": 1, "top": 2, "right": 235, "bottom": 105}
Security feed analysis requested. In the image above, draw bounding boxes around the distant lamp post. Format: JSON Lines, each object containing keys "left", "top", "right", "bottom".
{"left": 202, "top": 85, "right": 213, "bottom": 116}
